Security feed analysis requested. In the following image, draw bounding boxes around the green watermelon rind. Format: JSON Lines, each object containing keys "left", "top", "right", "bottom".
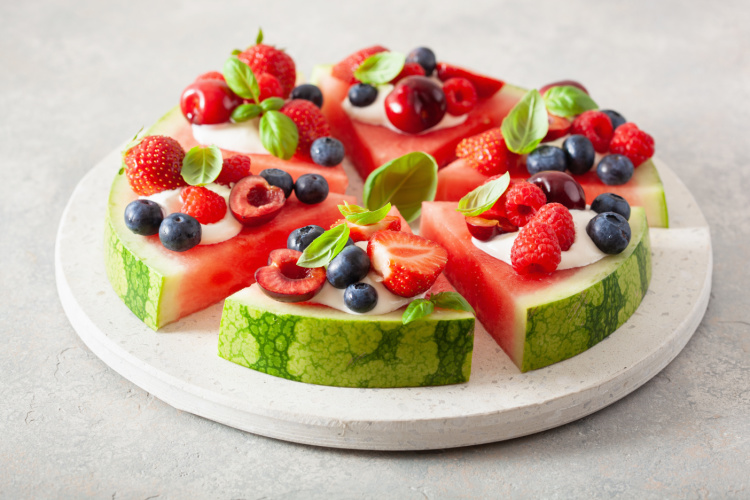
{"left": 218, "top": 286, "right": 475, "bottom": 388}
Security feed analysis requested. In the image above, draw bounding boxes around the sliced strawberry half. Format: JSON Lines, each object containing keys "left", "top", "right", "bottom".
{"left": 331, "top": 45, "right": 389, "bottom": 84}
{"left": 255, "top": 249, "right": 326, "bottom": 302}
{"left": 330, "top": 215, "right": 401, "bottom": 242}
{"left": 367, "top": 231, "right": 448, "bottom": 298}
{"left": 435, "top": 62, "right": 504, "bottom": 98}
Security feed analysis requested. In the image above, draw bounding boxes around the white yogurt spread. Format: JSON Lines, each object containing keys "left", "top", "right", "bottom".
{"left": 191, "top": 118, "right": 270, "bottom": 155}
{"left": 472, "top": 209, "right": 608, "bottom": 270}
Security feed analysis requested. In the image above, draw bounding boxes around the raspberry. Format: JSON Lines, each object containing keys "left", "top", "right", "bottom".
{"left": 443, "top": 77, "right": 478, "bottom": 116}
{"left": 180, "top": 186, "right": 227, "bottom": 224}
{"left": 124, "top": 135, "right": 187, "bottom": 196}
{"left": 392, "top": 62, "right": 426, "bottom": 83}
{"left": 216, "top": 154, "right": 252, "bottom": 186}
{"left": 255, "top": 72, "right": 284, "bottom": 102}
{"left": 237, "top": 44, "right": 296, "bottom": 98}
{"left": 504, "top": 181, "right": 547, "bottom": 227}
{"left": 531, "top": 203, "right": 575, "bottom": 251}
{"left": 456, "top": 128, "right": 519, "bottom": 176}
{"left": 609, "top": 122, "right": 655, "bottom": 167}
{"left": 280, "top": 99, "right": 330, "bottom": 158}
{"left": 195, "top": 71, "right": 225, "bottom": 82}
{"left": 571, "top": 110, "right": 614, "bottom": 154}
{"left": 511, "top": 221, "right": 561, "bottom": 274}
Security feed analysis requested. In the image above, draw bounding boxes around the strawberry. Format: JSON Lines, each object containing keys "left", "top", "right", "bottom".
{"left": 255, "top": 72, "right": 284, "bottom": 102}
{"left": 608, "top": 122, "right": 655, "bottom": 167}
{"left": 367, "top": 231, "right": 448, "bottom": 298}
{"left": 237, "top": 44, "right": 296, "bottom": 98}
{"left": 280, "top": 99, "right": 330, "bottom": 158}
{"left": 180, "top": 186, "right": 227, "bottom": 224}
{"left": 436, "top": 62, "right": 504, "bottom": 98}
{"left": 391, "top": 62, "right": 426, "bottom": 83}
{"left": 510, "top": 220, "right": 561, "bottom": 274}
{"left": 195, "top": 71, "right": 225, "bottom": 82}
{"left": 456, "top": 128, "right": 519, "bottom": 176}
{"left": 216, "top": 154, "right": 252, "bottom": 186}
{"left": 123, "top": 135, "right": 187, "bottom": 196}
{"left": 531, "top": 203, "right": 575, "bottom": 251}
{"left": 330, "top": 216, "right": 401, "bottom": 242}
{"left": 331, "top": 45, "right": 388, "bottom": 84}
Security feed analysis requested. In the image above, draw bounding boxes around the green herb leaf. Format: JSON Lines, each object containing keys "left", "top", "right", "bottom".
{"left": 259, "top": 110, "right": 299, "bottom": 160}
{"left": 181, "top": 145, "right": 223, "bottom": 186}
{"left": 260, "top": 97, "right": 285, "bottom": 112}
{"left": 501, "top": 89, "right": 549, "bottom": 154}
{"left": 297, "top": 223, "right": 350, "bottom": 268}
{"left": 456, "top": 172, "right": 510, "bottom": 216}
{"left": 256, "top": 28, "right": 264, "bottom": 45}
{"left": 430, "top": 292, "right": 475, "bottom": 314}
{"left": 118, "top": 167, "right": 124, "bottom": 175}
{"left": 223, "top": 57, "right": 260, "bottom": 103}
{"left": 345, "top": 202, "right": 392, "bottom": 225}
{"left": 231, "top": 103, "right": 262, "bottom": 122}
{"left": 231, "top": 49, "right": 241, "bottom": 56}
{"left": 337, "top": 201, "right": 368, "bottom": 217}
{"left": 543, "top": 85, "right": 598, "bottom": 118}
{"left": 402, "top": 299, "right": 435, "bottom": 325}
{"left": 362, "top": 152, "right": 438, "bottom": 222}
{"left": 354, "top": 51, "right": 406, "bottom": 85}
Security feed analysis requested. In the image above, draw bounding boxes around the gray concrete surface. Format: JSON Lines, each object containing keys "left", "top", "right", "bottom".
{"left": 2, "top": 0, "right": 748, "bottom": 498}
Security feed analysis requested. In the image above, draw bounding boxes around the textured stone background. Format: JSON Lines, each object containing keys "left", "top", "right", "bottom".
{"left": 2, "top": 0, "right": 748, "bottom": 498}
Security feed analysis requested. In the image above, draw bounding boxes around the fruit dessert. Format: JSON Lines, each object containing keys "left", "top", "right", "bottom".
{"left": 315, "top": 45, "right": 525, "bottom": 180}
{"left": 435, "top": 82, "right": 668, "bottom": 227}
{"left": 218, "top": 203, "right": 475, "bottom": 388}
{"left": 421, "top": 173, "right": 651, "bottom": 371}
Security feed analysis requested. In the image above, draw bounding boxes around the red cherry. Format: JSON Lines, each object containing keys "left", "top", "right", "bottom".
{"left": 527, "top": 171, "right": 586, "bottom": 210}
{"left": 229, "top": 176, "right": 286, "bottom": 226}
{"left": 180, "top": 79, "right": 242, "bottom": 125}
{"left": 465, "top": 215, "right": 518, "bottom": 241}
{"left": 385, "top": 76, "right": 447, "bottom": 134}
{"left": 543, "top": 113, "right": 572, "bottom": 142}
{"left": 539, "top": 80, "right": 589, "bottom": 96}
{"left": 255, "top": 249, "right": 326, "bottom": 303}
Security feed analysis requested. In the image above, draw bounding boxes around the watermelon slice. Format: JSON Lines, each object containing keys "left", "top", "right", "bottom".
{"left": 420, "top": 202, "right": 652, "bottom": 372}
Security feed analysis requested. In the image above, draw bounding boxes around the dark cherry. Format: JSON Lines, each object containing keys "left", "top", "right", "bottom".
{"left": 465, "top": 215, "right": 518, "bottom": 241}
{"left": 527, "top": 171, "right": 586, "bottom": 210}
{"left": 538, "top": 80, "right": 589, "bottom": 96}
{"left": 384, "top": 76, "right": 446, "bottom": 134}
{"left": 255, "top": 249, "right": 326, "bottom": 302}
{"left": 229, "top": 175, "right": 286, "bottom": 226}
{"left": 543, "top": 113, "right": 572, "bottom": 142}
{"left": 180, "top": 79, "right": 243, "bottom": 125}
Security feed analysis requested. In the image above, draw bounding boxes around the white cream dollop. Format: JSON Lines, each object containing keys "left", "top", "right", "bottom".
{"left": 191, "top": 118, "right": 269, "bottom": 155}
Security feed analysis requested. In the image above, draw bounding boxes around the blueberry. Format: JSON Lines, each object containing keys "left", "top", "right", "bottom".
{"left": 591, "top": 193, "right": 631, "bottom": 220}
{"left": 406, "top": 47, "right": 437, "bottom": 76}
{"left": 287, "top": 225, "right": 325, "bottom": 252}
{"left": 159, "top": 213, "right": 201, "bottom": 252}
{"left": 291, "top": 84, "right": 323, "bottom": 108}
{"left": 326, "top": 245, "right": 371, "bottom": 289}
{"left": 260, "top": 168, "right": 294, "bottom": 198}
{"left": 597, "top": 154, "right": 634, "bottom": 185}
{"left": 344, "top": 282, "right": 378, "bottom": 313}
{"left": 310, "top": 137, "right": 345, "bottom": 167}
{"left": 601, "top": 109, "right": 626, "bottom": 130}
{"left": 124, "top": 199, "right": 163, "bottom": 236}
{"left": 348, "top": 83, "right": 378, "bottom": 107}
{"left": 586, "top": 212, "right": 631, "bottom": 254}
{"left": 294, "top": 173, "right": 329, "bottom": 204}
{"left": 562, "top": 134, "right": 596, "bottom": 175}
{"left": 526, "top": 145, "right": 568, "bottom": 175}
{"left": 345, "top": 237, "right": 355, "bottom": 247}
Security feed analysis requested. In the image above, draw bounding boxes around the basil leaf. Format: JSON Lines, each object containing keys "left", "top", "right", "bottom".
{"left": 260, "top": 97, "right": 285, "bottom": 112}
{"left": 256, "top": 28, "right": 264, "bottom": 45}
{"left": 363, "top": 152, "right": 438, "bottom": 222}
{"left": 259, "top": 110, "right": 299, "bottom": 160}
{"left": 338, "top": 201, "right": 368, "bottom": 217}
{"left": 297, "top": 223, "right": 350, "bottom": 268}
{"left": 231, "top": 103, "right": 262, "bottom": 122}
{"left": 231, "top": 49, "right": 241, "bottom": 56}
{"left": 345, "top": 203, "right": 392, "bottom": 225}
{"left": 543, "top": 85, "right": 598, "bottom": 118}
{"left": 456, "top": 172, "right": 510, "bottom": 216}
{"left": 402, "top": 299, "right": 435, "bottom": 325}
{"left": 501, "top": 89, "right": 549, "bottom": 154}
{"left": 354, "top": 52, "right": 406, "bottom": 85}
{"left": 223, "top": 57, "right": 260, "bottom": 103}
{"left": 430, "top": 292, "right": 475, "bottom": 315}
{"left": 181, "top": 145, "right": 223, "bottom": 186}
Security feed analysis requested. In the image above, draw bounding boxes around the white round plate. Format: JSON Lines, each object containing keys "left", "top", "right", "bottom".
{"left": 56, "top": 150, "right": 711, "bottom": 450}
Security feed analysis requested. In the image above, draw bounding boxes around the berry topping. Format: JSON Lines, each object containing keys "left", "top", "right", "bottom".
{"left": 527, "top": 171, "right": 586, "bottom": 210}
{"left": 384, "top": 76, "right": 447, "bottom": 134}
{"left": 237, "top": 43, "right": 296, "bottom": 98}
{"left": 326, "top": 245, "right": 371, "bottom": 289}
{"left": 280, "top": 99, "right": 330, "bottom": 158}
{"left": 435, "top": 62, "right": 504, "bottom": 98}
{"left": 291, "top": 83, "right": 324, "bottom": 108}
{"left": 586, "top": 212, "right": 631, "bottom": 254}
{"left": 503, "top": 181, "right": 547, "bottom": 227}
{"left": 255, "top": 248, "right": 326, "bottom": 302}
{"left": 159, "top": 213, "right": 201, "bottom": 252}
{"left": 443, "top": 77, "right": 478, "bottom": 116}
{"left": 392, "top": 62, "right": 426, "bottom": 83}
{"left": 216, "top": 154, "right": 252, "bottom": 186}
{"left": 597, "top": 154, "right": 634, "bottom": 185}
{"left": 294, "top": 173, "right": 329, "bottom": 204}
{"left": 526, "top": 145, "right": 568, "bottom": 175}
{"left": 124, "top": 199, "right": 163, "bottom": 236}
{"left": 406, "top": 47, "right": 437, "bottom": 76}
{"left": 344, "top": 283, "right": 378, "bottom": 313}
{"left": 531, "top": 203, "right": 575, "bottom": 251}
{"left": 465, "top": 215, "right": 517, "bottom": 241}
{"left": 180, "top": 186, "right": 227, "bottom": 224}
{"left": 562, "top": 135, "right": 595, "bottom": 175}
{"left": 601, "top": 109, "right": 627, "bottom": 130}
{"left": 123, "top": 135, "right": 187, "bottom": 196}
{"left": 543, "top": 113, "right": 573, "bottom": 142}
{"left": 255, "top": 72, "right": 284, "bottom": 102}
{"left": 348, "top": 83, "right": 379, "bottom": 107}
{"left": 367, "top": 231, "right": 447, "bottom": 298}
{"left": 538, "top": 80, "right": 588, "bottom": 96}
{"left": 608, "top": 122, "right": 654, "bottom": 167}
{"left": 456, "top": 128, "right": 519, "bottom": 176}
{"left": 310, "top": 137, "right": 345, "bottom": 167}
{"left": 571, "top": 110, "right": 614, "bottom": 154}
{"left": 330, "top": 215, "right": 401, "bottom": 242}
{"left": 259, "top": 168, "right": 294, "bottom": 198}
{"left": 180, "top": 79, "right": 242, "bottom": 125}
{"left": 229, "top": 175, "right": 286, "bottom": 226}
{"left": 332, "top": 45, "right": 389, "bottom": 84}
{"left": 591, "top": 193, "right": 631, "bottom": 220}
{"left": 287, "top": 225, "right": 325, "bottom": 252}
{"left": 510, "top": 220, "right": 561, "bottom": 274}
{"left": 195, "top": 71, "right": 225, "bottom": 82}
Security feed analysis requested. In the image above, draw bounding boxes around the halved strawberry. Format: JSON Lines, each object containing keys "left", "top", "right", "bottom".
{"left": 367, "top": 231, "right": 448, "bottom": 298}
{"left": 330, "top": 215, "right": 401, "bottom": 242}
{"left": 331, "top": 45, "right": 388, "bottom": 84}
{"left": 435, "top": 62, "right": 504, "bottom": 98}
